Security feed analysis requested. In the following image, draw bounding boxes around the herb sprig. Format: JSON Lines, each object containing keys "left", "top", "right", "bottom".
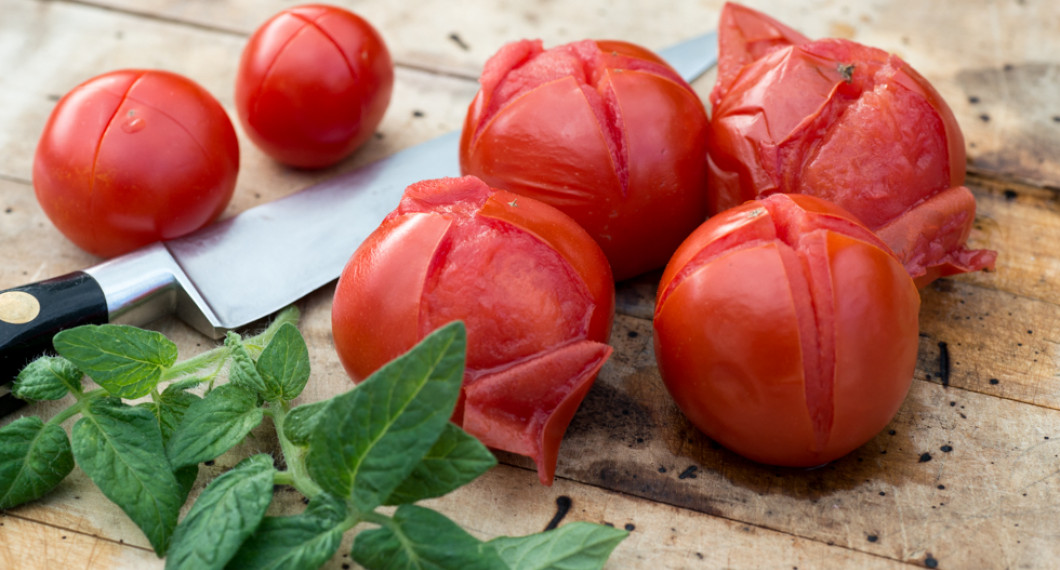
{"left": 0, "top": 308, "right": 627, "bottom": 569}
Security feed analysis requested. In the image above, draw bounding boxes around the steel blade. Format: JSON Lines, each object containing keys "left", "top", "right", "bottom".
{"left": 161, "top": 33, "right": 719, "bottom": 334}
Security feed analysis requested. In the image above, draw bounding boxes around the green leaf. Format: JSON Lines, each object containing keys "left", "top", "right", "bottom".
{"left": 165, "top": 454, "right": 276, "bottom": 570}
{"left": 225, "top": 333, "right": 266, "bottom": 397}
{"left": 72, "top": 398, "right": 184, "bottom": 555}
{"left": 305, "top": 322, "right": 466, "bottom": 512}
{"left": 54, "top": 324, "right": 177, "bottom": 399}
{"left": 166, "top": 384, "right": 264, "bottom": 469}
{"left": 352, "top": 504, "right": 505, "bottom": 570}
{"left": 488, "top": 522, "right": 629, "bottom": 570}
{"left": 142, "top": 383, "right": 202, "bottom": 446}
{"left": 255, "top": 322, "right": 310, "bottom": 402}
{"left": 225, "top": 493, "right": 349, "bottom": 570}
{"left": 385, "top": 422, "right": 497, "bottom": 505}
{"left": 12, "top": 356, "right": 83, "bottom": 400}
{"left": 0, "top": 416, "right": 75, "bottom": 509}
{"left": 283, "top": 399, "right": 329, "bottom": 446}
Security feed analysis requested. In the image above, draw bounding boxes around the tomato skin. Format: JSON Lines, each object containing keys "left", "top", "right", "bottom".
{"left": 235, "top": 4, "right": 393, "bottom": 168}
{"left": 332, "top": 176, "right": 615, "bottom": 484}
{"left": 653, "top": 193, "right": 919, "bottom": 467}
{"left": 33, "top": 69, "right": 239, "bottom": 258}
{"left": 459, "top": 39, "right": 710, "bottom": 281}
{"left": 708, "top": 3, "right": 995, "bottom": 287}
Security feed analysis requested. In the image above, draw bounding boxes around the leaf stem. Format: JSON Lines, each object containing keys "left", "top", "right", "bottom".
{"left": 45, "top": 388, "right": 106, "bottom": 426}
{"left": 269, "top": 401, "right": 323, "bottom": 500}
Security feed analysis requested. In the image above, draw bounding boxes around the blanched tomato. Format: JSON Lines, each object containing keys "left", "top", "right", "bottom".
{"left": 707, "top": 3, "right": 996, "bottom": 287}
{"left": 653, "top": 193, "right": 919, "bottom": 467}
{"left": 459, "top": 39, "right": 710, "bottom": 281}
{"left": 235, "top": 4, "right": 393, "bottom": 168}
{"left": 331, "top": 176, "right": 615, "bottom": 485}
{"left": 33, "top": 69, "right": 239, "bottom": 258}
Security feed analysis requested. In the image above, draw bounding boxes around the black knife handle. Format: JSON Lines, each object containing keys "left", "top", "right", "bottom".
{"left": 0, "top": 272, "right": 108, "bottom": 389}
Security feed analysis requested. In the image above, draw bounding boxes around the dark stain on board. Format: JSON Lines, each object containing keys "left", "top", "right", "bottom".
{"left": 544, "top": 495, "right": 572, "bottom": 531}
{"left": 937, "top": 341, "right": 951, "bottom": 388}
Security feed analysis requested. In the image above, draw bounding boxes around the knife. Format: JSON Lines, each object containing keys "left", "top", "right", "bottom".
{"left": 0, "top": 31, "right": 718, "bottom": 413}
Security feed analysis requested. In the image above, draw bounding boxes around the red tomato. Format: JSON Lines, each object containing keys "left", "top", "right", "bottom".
{"left": 653, "top": 193, "right": 920, "bottom": 467}
{"left": 332, "top": 176, "right": 615, "bottom": 485}
{"left": 708, "top": 3, "right": 996, "bottom": 287}
{"left": 33, "top": 69, "right": 239, "bottom": 258}
{"left": 459, "top": 39, "right": 710, "bottom": 281}
{"left": 235, "top": 4, "right": 393, "bottom": 168}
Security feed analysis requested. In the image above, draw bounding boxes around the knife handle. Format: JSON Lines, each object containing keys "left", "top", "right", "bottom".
{"left": 0, "top": 272, "right": 108, "bottom": 388}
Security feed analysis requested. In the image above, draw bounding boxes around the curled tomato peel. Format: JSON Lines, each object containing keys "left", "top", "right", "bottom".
{"left": 708, "top": 2, "right": 996, "bottom": 286}
{"left": 332, "top": 176, "right": 615, "bottom": 485}
{"left": 654, "top": 193, "right": 920, "bottom": 467}
{"left": 460, "top": 39, "right": 710, "bottom": 280}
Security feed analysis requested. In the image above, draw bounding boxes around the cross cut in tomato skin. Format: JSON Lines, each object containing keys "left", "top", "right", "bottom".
{"left": 653, "top": 193, "right": 920, "bottom": 467}
{"left": 459, "top": 38, "right": 710, "bottom": 281}
{"left": 332, "top": 176, "right": 615, "bottom": 485}
{"left": 707, "top": 2, "right": 996, "bottom": 287}
{"left": 33, "top": 69, "right": 239, "bottom": 258}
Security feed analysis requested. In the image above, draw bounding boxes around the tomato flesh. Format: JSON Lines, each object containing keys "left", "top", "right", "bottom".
{"left": 707, "top": 3, "right": 996, "bottom": 287}
{"left": 654, "top": 194, "right": 920, "bottom": 466}
{"left": 332, "top": 176, "right": 615, "bottom": 484}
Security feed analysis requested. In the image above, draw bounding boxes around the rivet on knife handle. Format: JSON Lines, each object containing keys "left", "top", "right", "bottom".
{"left": 0, "top": 272, "right": 108, "bottom": 388}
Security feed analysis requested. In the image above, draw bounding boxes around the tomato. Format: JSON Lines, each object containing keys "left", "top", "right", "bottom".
{"left": 707, "top": 3, "right": 996, "bottom": 287}
{"left": 332, "top": 176, "right": 615, "bottom": 485}
{"left": 33, "top": 69, "right": 239, "bottom": 258}
{"left": 653, "top": 193, "right": 920, "bottom": 467}
{"left": 235, "top": 4, "right": 394, "bottom": 168}
{"left": 459, "top": 39, "right": 710, "bottom": 281}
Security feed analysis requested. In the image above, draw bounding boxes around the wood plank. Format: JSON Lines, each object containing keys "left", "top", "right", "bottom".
{"left": 539, "top": 313, "right": 1060, "bottom": 569}
{"left": 0, "top": 514, "right": 159, "bottom": 570}
{"left": 3, "top": 1, "right": 1060, "bottom": 569}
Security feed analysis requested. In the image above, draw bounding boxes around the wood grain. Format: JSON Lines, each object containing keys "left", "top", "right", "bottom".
{"left": 2, "top": 0, "right": 1059, "bottom": 568}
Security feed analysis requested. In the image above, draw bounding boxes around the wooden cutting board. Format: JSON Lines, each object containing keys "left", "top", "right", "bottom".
{"left": 2, "top": 1, "right": 1058, "bottom": 568}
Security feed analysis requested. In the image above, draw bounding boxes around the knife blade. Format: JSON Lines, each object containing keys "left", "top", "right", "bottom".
{"left": 0, "top": 31, "right": 718, "bottom": 411}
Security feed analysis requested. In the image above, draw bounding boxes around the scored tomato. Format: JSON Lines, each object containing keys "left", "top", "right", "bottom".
{"left": 654, "top": 193, "right": 920, "bottom": 467}
{"left": 459, "top": 39, "right": 710, "bottom": 281}
{"left": 33, "top": 69, "right": 239, "bottom": 258}
{"left": 331, "top": 176, "right": 615, "bottom": 485}
{"left": 707, "top": 2, "right": 996, "bottom": 287}
{"left": 235, "top": 4, "right": 394, "bottom": 168}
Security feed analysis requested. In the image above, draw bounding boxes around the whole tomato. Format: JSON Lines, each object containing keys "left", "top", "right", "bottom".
{"left": 33, "top": 69, "right": 239, "bottom": 258}
{"left": 459, "top": 39, "right": 710, "bottom": 281}
{"left": 708, "top": 2, "right": 996, "bottom": 287}
{"left": 235, "top": 4, "right": 393, "bottom": 168}
{"left": 332, "top": 176, "right": 615, "bottom": 485}
{"left": 653, "top": 193, "right": 920, "bottom": 467}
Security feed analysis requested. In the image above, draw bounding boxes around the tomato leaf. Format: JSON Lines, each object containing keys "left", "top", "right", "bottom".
{"left": 12, "top": 356, "right": 83, "bottom": 401}
{"left": 384, "top": 422, "right": 497, "bottom": 506}
{"left": 72, "top": 397, "right": 184, "bottom": 555}
{"left": 141, "top": 383, "right": 202, "bottom": 447}
{"left": 54, "top": 324, "right": 177, "bottom": 399}
{"left": 352, "top": 504, "right": 505, "bottom": 570}
{"left": 305, "top": 321, "right": 466, "bottom": 513}
{"left": 283, "top": 399, "right": 329, "bottom": 447}
{"left": 165, "top": 454, "right": 276, "bottom": 570}
{"left": 225, "top": 332, "right": 267, "bottom": 398}
{"left": 488, "top": 522, "right": 628, "bottom": 570}
{"left": 166, "top": 384, "right": 264, "bottom": 469}
{"left": 226, "top": 492, "right": 348, "bottom": 569}
{"left": 0, "top": 416, "right": 75, "bottom": 509}
{"left": 255, "top": 322, "right": 310, "bottom": 402}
